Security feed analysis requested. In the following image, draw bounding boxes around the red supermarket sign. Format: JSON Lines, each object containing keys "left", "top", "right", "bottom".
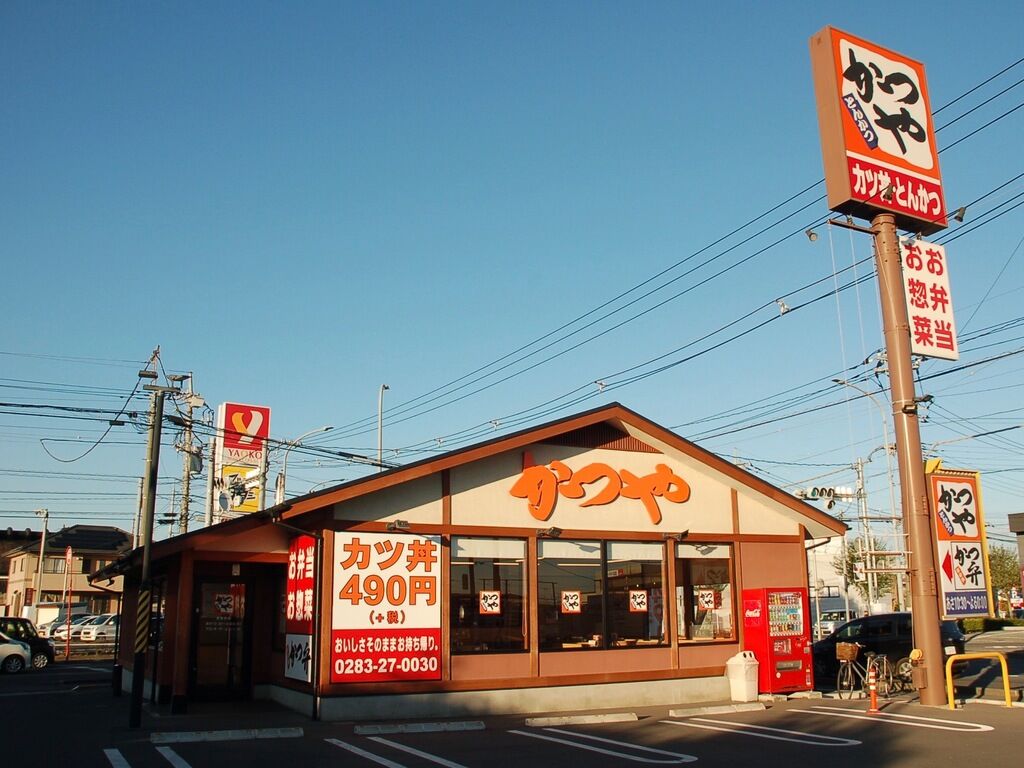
{"left": 330, "top": 532, "right": 441, "bottom": 683}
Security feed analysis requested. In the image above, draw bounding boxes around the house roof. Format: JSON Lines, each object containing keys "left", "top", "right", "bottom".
{"left": 6, "top": 525, "right": 130, "bottom": 559}
{"left": 94, "top": 402, "right": 847, "bottom": 580}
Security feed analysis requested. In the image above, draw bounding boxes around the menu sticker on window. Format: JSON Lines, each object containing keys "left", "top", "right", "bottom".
{"left": 629, "top": 589, "right": 648, "bottom": 613}
{"left": 478, "top": 590, "right": 501, "bottom": 615}
{"left": 560, "top": 590, "right": 582, "bottom": 614}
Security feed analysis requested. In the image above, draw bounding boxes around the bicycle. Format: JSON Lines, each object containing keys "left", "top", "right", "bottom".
{"left": 835, "top": 641, "right": 895, "bottom": 699}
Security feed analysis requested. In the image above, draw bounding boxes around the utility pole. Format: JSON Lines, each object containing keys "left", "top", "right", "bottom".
{"left": 205, "top": 434, "right": 216, "bottom": 527}
{"left": 871, "top": 212, "right": 946, "bottom": 705}
{"left": 378, "top": 384, "right": 389, "bottom": 472}
{"left": 855, "top": 458, "right": 876, "bottom": 612}
{"left": 179, "top": 379, "right": 194, "bottom": 533}
{"left": 129, "top": 370, "right": 180, "bottom": 729}
{"left": 32, "top": 508, "right": 49, "bottom": 615}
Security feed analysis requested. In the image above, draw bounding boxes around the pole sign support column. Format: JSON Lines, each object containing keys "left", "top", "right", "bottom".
{"left": 810, "top": 27, "right": 954, "bottom": 705}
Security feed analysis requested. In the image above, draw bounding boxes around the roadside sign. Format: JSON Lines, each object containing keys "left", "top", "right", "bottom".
{"left": 810, "top": 26, "right": 947, "bottom": 233}
{"left": 900, "top": 239, "right": 959, "bottom": 360}
{"left": 927, "top": 469, "right": 993, "bottom": 618}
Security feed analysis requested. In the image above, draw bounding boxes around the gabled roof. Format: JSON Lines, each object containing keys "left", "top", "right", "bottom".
{"left": 6, "top": 525, "right": 131, "bottom": 558}
{"left": 95, "top": 402, "right": 847, "bottom": 581}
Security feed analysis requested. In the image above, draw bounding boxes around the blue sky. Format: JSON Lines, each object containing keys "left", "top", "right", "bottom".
{"left": 1, "top": 2, "right": 1022, "bottom": 553}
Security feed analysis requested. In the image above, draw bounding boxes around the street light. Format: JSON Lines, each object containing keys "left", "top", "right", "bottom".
{"left": 378, "top": 384, "right": 389, "bottom": 472}
{"left": 833, "top": 378, "right": 905, "bottom": 612}
{"left": 275, "top": 425, "right": 334, "bottom": 505}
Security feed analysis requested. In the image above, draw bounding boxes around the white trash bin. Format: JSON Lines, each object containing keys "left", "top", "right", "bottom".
{"left": 726, "top": 651, "right": 759, "bottom": 702}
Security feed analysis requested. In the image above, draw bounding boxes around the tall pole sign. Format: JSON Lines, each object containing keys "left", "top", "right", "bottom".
{"left": 810, "top": 26, "right": 946, "bottom": 234}
{"left": 811, "top": 27, "right": 950, "bottom": 706}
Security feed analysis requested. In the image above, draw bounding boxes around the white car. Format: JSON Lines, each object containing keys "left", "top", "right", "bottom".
{"left": 0, "top": 631, "right": 30, "bottom": 673}
{"left": 50, "top": 614, "right": 97, "bottom": 640}
{"left": 80, "top": 614, "right": 118, "bottom": 642}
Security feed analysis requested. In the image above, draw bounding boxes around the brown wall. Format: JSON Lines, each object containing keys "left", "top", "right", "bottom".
{"left": 738, "top": 541, "right": 807, "bottom": 588}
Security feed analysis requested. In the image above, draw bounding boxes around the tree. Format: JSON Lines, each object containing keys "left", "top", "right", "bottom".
{"left": 987, "top": 546, "right": 1021, "bottom": 594}
{"left": 832, "top": 534, "right": 896, "bottom": 606}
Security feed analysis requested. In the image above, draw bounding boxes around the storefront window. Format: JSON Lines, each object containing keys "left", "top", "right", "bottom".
{"left": 450, "top": 537, "right": 527, "bottom": 653}
{"left": 676, "top": 544, "right": 734, "bottom": 641}
{"left": 606, "top": 541, "right": 666, "bottom": 647}
{"left": 538, "top": 540, "right": 603, "bottom": 649}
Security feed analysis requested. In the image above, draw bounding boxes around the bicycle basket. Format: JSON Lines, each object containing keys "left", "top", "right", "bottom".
{"left": 835, "top": 642, "right": 859, "bottom": 661}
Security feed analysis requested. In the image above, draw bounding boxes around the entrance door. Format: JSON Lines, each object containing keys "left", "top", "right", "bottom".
{"left": 191, "top": 582, "right": 250, "bottom": 699}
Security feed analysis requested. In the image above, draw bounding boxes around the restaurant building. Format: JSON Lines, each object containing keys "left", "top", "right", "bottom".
{"left": 95, "top": 403, "right": 845, "bottom": 719}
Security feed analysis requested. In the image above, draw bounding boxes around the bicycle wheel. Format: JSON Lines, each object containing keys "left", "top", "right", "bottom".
{"left": 874, "top": 656, "right": 894, "bottom": 698}
{"left": 836, "top": 661, "right": 856, "bottom": 699}
{"left": 894, "top": 656, "right": 913, "bottom": 692}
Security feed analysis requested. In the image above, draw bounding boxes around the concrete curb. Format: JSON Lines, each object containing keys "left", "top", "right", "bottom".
{"left": 525, "top": 713, "right": 638, "bottom": 726}
{"left": 151, "top": 727, "right": 304, "bottom": 744}
{"left": 355, "top": 721, "right": 486, "bottom": 735}
{"left": 668, "top": 703, "right": 766, "bottom": 718}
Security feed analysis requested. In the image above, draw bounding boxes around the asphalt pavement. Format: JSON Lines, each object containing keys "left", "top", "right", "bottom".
{"left": 2, "top": 629, "right": 1021, "bottom": 767}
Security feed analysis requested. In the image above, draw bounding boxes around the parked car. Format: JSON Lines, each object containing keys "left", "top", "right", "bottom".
{"left": 812, "top": 611, "right": 966, "bottom": 684}
{"left": 50, "top": 614, "right": 96, "bottom": 641}
{"left": 0, "top": 631, "right": 31, "bottom": 673}
{"left": 815, "top": 609, "right": 854, "bottom": 639}
{"left": 38, "top": 609, "right": 91, "bottom": 638}
{"left": 65, "top": 614, "right": 111, "bottom": 641}
{"left": 80, "top": 614, "right": 118, "bottom": 642}
{"left": 0, "top": 617, "right": 55, "bottom": 669}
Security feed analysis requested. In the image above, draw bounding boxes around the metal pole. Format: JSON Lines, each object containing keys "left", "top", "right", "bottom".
{"left": 180, "top": 380, "right": 194, "bottom": 533}
{"left": 130, "top": 383, "right": 174, "bottom": 728}
{"left": 834, "top": 378, "right": 906, "bottom": 611}
{"left": 378, "top": 384, "right": 389, "bottom": 471}
{"left": 205, "top": 436, "right": 216, "bottom": 527}
{"left": 871, "top": 212, "right": 945, "bottom": 705}
{"left": 32, "top": 508, "right": 48, "bottom": 611}
{"left": 856, "top": 458, "right": 875, "bottom": 612}
{"left": 277, "top": 426, "right": 334, "bottom": 505}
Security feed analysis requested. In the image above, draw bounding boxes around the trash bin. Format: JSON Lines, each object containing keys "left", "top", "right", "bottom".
{"left": 726, "top": 651, "right": 759, "bottom": 702}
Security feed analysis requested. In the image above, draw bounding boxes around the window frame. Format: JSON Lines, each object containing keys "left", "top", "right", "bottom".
{"left": 674, "top": 543, "right": 737, "bottom": 643}
{"left": 449, "top": 537, "right": 529, "bottom": 655}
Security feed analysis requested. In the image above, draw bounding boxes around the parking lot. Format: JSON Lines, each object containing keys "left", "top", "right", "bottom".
{"left": 2, "top": 631, "right": 1021, "bottom": 768}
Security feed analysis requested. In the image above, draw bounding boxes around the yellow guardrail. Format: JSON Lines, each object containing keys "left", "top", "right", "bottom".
{"left": 945, "top": 652, "right": 1012, "bottom": 710}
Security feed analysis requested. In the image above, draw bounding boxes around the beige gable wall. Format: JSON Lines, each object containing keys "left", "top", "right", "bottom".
{"left": 333, "top": 475, "right": 444, "bottom": 525}
{"left": 451, "top": 444, "right": 733, "bottom": 534}
{"left": 736, "top": 490, "right": 802, "bottom": 535}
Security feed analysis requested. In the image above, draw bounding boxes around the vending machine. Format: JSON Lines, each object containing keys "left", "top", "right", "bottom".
{"left": 741, "top": 588, "right": 813, "bottom": 694}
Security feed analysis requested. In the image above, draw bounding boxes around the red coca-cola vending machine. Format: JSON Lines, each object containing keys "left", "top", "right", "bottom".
{"left": 742, "top": 588, "right": 813, "bottom": 694}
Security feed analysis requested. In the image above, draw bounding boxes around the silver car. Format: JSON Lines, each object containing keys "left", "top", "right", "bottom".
{"left": 0, "top": 631, "right": 30, "bottom": 673}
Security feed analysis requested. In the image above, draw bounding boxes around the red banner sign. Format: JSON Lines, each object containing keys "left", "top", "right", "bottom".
{"left": 287, "top": 535, "right": 316, "bottom": 635}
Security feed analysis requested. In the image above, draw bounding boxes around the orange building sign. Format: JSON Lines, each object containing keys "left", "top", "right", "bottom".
{"left": 509, "top": 457, "right": 690, "bottom": 524}
{"left": 810, "top": 27, "right": 946, "bottom": 234}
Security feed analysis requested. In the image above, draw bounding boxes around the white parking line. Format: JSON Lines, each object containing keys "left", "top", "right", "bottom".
{"left": 510, "top": 728, "right": 698, "bottom": 763}
{"left": 103, "top": 748, "right": 131, "bottom": 768}
{"left": 660, "top": 718, "right": 861, "bottom": 746}
{"left": 327, "top": 738, "right": 407, "bottom": 768}
{"left": 0, "top": 689, "right": 75, "bottom": 698}
{"left": 368, "top": 737, "right": 470, "bottom": 768}
{"left": 793, "top": 706, "right": 995, "bottom": 731}
{"left": 156, "top": 746, "right": 193, "bottom": 768}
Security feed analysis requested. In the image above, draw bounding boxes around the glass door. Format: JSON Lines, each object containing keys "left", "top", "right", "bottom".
{"left": 191, "top": 582, "right": 250, "bottom": 698}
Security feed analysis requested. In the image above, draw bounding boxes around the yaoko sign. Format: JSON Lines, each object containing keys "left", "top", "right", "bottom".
{"left": 927, "top": 468, "right": 993, "bottom": 618}
{"left": 331, "top": 532, "right": 441, "bottom": 683}
{"left": 215, "top": 402, "right": 271, "bottom": 514}
{"left": 810, "top": 27, "right": 947, "bottom": 234}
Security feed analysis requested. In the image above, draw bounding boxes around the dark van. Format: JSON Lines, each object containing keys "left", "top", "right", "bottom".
{"left": 812, "top": 611, "right": 965, "bottom": 683}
